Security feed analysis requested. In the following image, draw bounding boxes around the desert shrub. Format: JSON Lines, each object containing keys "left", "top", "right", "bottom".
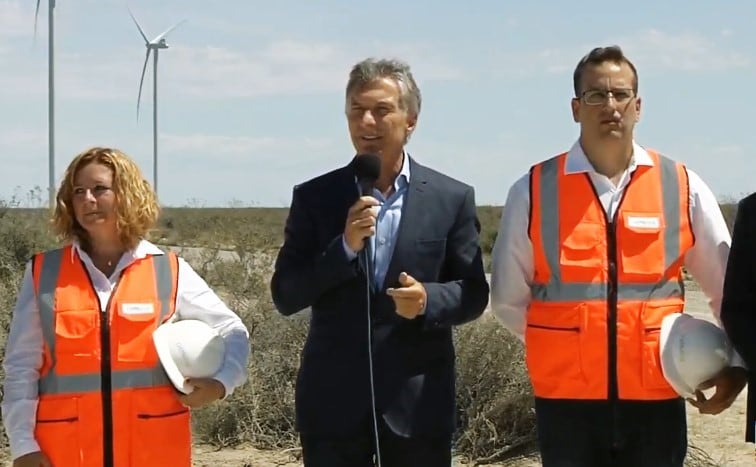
{"left": 719, "top": 202, "right": 738, "bottom": 234}
{"left": 476, "top": 206, "right": 503, "bottom": 256}
{"left": 183, "top": 243, "right": 308, "bottom": 449}
{"left": 453, "top": 315, "right": 537, "bottom": 463}
{"left": 0, "top": 197, "right": 57, "bottom": 455}
{"left": 0, "top": 197, "right": 57, "bottom": 345}
{"left": 154, "top": 207, "right": 288, "bottom": 251}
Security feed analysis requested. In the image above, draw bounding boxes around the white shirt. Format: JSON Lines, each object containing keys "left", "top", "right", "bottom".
{"left": 490, "top": 141, "right": 744, "bottom": 365}
{"left": 1, "top": 240, "right": 251, "bottom": 460}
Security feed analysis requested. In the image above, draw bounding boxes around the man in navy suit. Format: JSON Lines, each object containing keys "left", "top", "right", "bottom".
{"left": 721, "top": 192, "right": 756, "bottom": 443}
{"left": 270, "top": 57, "right": 490, "bottom": 467}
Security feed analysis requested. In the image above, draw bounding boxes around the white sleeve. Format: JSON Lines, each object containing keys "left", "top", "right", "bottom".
{"left": 682, "top": 168, "right": 746, "bottom": 368}
{"left": 173, "top": 258, "right": 251, "bottom": 397}
{"left": 1, "top": 262, "right": 44, "bottom": 460}
{"left": 489, "top": 173, "right": 534, "bottom": 342}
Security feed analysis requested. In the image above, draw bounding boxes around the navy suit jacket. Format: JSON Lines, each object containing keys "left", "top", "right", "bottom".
{"left": 720, "top": 191, "right": 756, "bottom": 442}
{"left": 270, "top": 155, "right": 489, "bottom": 438}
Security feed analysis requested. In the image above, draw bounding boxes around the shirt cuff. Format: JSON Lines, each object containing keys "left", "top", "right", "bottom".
{"left": 342, "top": 235, "right": 358, "bottom": 261}
{"left": 10, "top": 437, "right": 41, "bottom": 461}
{"left": 212, "top": 367, "right": 244, "bottom": 400}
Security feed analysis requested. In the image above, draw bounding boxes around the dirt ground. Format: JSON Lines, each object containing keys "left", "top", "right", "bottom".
{"left": 190, "top": 284, "right": 755, "bottom": 467}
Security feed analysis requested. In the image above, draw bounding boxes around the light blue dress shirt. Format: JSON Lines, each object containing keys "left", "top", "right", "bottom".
{"left": 343, "top": 154, "right": 411, "bottom": 290}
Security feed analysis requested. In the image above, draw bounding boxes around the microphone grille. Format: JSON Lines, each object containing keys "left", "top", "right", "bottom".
{"left": 354, "top": 154, "right": 381, "bottom": 182}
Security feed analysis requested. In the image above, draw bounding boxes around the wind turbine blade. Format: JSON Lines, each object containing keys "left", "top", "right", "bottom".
{"left": 33, "top": 0, "right": 41, "bottom": 45}
{"left": 153, "top": 19, "right": 187, "bottom": 43}
{"left": 137, "top": 49, "right": 151, "bottom": 121}
{"left": 128, "top": 8, "right": 150, "bottom": 44}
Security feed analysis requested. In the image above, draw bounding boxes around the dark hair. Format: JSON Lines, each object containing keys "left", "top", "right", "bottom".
{"left": 573, "top": 45, "right": 638, "bottom": 97}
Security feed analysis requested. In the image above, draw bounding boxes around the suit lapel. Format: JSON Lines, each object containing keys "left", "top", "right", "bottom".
{"left": 333, "top": 160, "right": 360, "bottom": 217}
{"left": 383, "top": 156, "right": 428, "bottom": 290}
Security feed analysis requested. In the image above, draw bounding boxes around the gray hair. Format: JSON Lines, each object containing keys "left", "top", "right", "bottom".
{"left": 345, "top": 58, "right": 422, "bottom": 117}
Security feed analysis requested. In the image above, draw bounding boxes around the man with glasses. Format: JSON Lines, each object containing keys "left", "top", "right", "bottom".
{"left": 489, "top": 45, "right": 747, "bottom": 466}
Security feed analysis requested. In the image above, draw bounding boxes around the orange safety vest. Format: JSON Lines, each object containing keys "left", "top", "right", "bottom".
{"left": 526, "top": 150, "right": 694, "bottom": 401}
{"left": 31, "top": 245, "right": 191, "bottom": 467}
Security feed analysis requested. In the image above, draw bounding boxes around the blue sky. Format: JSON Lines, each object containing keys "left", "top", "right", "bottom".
{"left": 1, "top": 0, "right": 755, "bottom": 207}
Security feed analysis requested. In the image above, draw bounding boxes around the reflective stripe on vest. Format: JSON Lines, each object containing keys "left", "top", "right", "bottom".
{"left": 36, "top": 248, "right": 172, "bottom": 394}
{"left": 530, "top": 154, "right": 685, "bottom": 302}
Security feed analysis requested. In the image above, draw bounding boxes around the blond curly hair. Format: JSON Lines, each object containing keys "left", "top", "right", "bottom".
{"left": 53, "top": 147, "right": 159, "bottom": 250}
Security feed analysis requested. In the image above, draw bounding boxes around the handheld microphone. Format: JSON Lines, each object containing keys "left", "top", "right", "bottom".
{"left": 352, "top": 153, "right": 383, "bottom": 467}
{"left": 354, "top": 153, "right": 381, "bottom": 196}
{"left": 352, "top": 154, "right": 381, "bottom": 277}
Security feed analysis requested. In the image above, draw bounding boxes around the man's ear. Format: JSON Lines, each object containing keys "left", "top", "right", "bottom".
{"left": 571, "top": 98, "right": 580, "bottom": 123}
{"left": 406, "top": 113, "right": 417, "bottom": 133}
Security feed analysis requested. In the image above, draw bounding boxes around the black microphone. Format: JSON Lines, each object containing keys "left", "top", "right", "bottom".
{"left": 353, "top": 153, "right": 381, "bottom": 196}
{"left": 352, "top": 154, "right": 381, "bottom": 281}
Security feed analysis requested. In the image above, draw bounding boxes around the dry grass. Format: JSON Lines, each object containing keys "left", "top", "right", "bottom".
{"left": 0, "top": 195, "right": 741, "bottom": 465}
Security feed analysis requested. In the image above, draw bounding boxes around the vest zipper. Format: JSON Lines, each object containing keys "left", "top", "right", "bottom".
{"left": 81, "top": 260, "right": 125, "bottom": 467}
{"left": 584, "top": 171, "right": 635, "bottom": 450}
{"left": 606, "top": 220, "right": 619, "bottom": 400}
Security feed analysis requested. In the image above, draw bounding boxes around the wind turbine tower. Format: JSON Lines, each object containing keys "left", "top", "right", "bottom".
{"left": 129, "top": 9, "right": 185, "bottom": 199}
{"left": 34, "top": 0, "right": 56, "bottom": 209}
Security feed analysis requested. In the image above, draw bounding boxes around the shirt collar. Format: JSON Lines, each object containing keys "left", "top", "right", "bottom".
{"left": 395, "top": 151, "right": 411, "bottom": 190}
{"left": 71, "top": 238, "right": 164, "bottom": 263}
{"left": 564, "top": 140, "right": 653, "bottom": 175}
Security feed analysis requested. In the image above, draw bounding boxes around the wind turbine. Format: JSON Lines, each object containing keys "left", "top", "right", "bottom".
{"left": 128, "top": 8, "right": 185, "bottom": 199}
{"left": 34, "top": 0, "right": 57, "bottom": 209}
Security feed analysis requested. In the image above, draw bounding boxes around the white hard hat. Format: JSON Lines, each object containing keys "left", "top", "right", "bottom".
{"left": 659, "top": 312, "right": 732, "bottom": 398}
{"left": 152, "top": 319, "right": 226, "bottom": 394}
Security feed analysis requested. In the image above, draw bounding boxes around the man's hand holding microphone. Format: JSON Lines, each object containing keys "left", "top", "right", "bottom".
{"left": 344, "top": 196, "right": 380, "bottom": 253}
{"left": 345, "top": 154, "right": 427, "bottom": 320}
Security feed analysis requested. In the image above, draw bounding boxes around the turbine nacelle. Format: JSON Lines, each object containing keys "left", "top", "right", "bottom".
{"left": 146, "top": 39, "right": 169, "bottom": 50}
{"left": 128, "top": 7, "right": 185, "bottom": 120}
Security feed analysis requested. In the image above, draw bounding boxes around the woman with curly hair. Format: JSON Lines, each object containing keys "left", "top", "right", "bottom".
{"left": 1, "top": 147, "right": 250, "bottom": 467}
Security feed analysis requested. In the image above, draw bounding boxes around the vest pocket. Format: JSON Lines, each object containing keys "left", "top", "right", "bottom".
{"left": 640, "top": 303, "right": 678, "bottom": 390}
{"left": 641, "top": 329, "right": 670, "bottom": 389}
{"left": 618, "top": 211, "right": 666, "bottom": 277}
{"left": 54, "top": 310, "right": 98, "bottom": 373}
{"left": 560, "top": 223, "right": 603, "bottom": 271}
{"left": 525, "top": 304, "right": 586, "bottom": 390}
{"left": 131, "top": 394, "right": 192, "bottom": 466}
{"left": 115, "top": 301, "right": 160, "bottom": 364}
{"left": 34, "top": 397, "right": 81, "bottom": 467}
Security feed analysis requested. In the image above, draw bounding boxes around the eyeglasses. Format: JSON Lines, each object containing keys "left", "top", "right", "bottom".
{"left": 579, "top": 88, "right": 635, "bottom": 106}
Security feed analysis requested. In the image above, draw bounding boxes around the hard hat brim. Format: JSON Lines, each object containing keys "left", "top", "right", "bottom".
{"left": 153, "top": 322, "right": 196, "bottom": 395}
